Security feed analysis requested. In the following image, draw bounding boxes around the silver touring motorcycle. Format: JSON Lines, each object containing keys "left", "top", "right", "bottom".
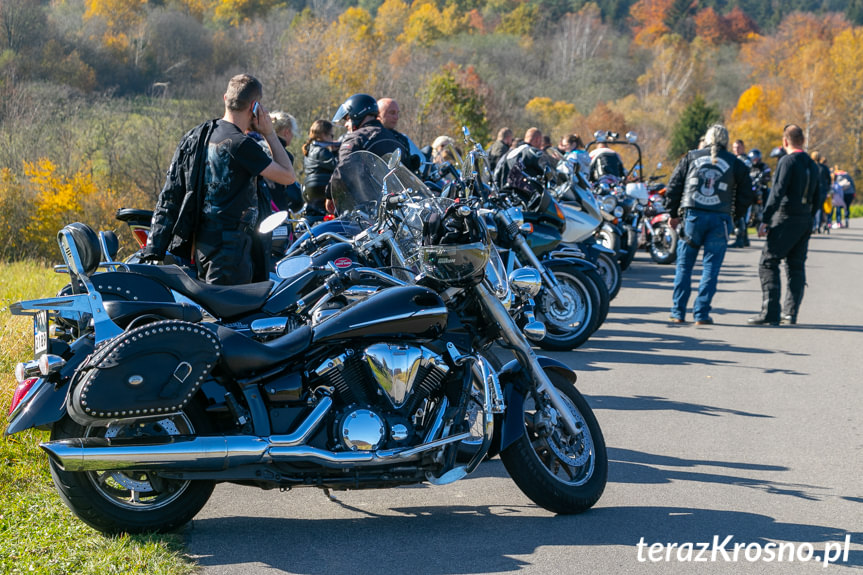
{"left": 6, "top": 156, "right": 607, "bottom": 534}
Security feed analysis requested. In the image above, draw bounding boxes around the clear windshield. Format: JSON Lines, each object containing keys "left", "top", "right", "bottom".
{"left": 329, "top": 151, "right": 392, "bottom": 217}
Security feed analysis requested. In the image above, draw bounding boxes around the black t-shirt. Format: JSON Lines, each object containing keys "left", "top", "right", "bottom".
{"left": 202, "top": 120, "right": 271, "bottom": 229}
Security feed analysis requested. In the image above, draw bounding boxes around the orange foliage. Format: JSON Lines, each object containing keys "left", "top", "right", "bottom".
{"left": 694, "top": 7, "right": 727, "bottom": 45}
{"left": 629, "top": 0, "right": 673, "bottom": 47}
{"left": 724, "top": 7, "right": 758, "bottom": 43}
{"left": 585, "top": 102, "right": 628, "bottom": 136}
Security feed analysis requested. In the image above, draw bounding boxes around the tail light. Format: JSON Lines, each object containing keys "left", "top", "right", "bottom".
{"left": 8, "top": 378, "right": 38, "bottom": 416}
{"left": 130, "top": 226, "right": 149, "bottom": 248}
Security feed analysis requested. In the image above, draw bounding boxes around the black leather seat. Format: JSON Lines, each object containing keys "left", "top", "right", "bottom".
{"left": 115, "top": 208, "right": 153, "bottom": 224}
{"left": 216, "top": 324, "right": 313, "bottom": 375}
{"left": 124, "top": 264, "right": 273, "bottom": 319}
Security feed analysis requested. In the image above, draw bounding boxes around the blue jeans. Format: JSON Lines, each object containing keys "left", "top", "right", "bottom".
{"left": 671, "top": 210, "right": 732, "bottom": 321}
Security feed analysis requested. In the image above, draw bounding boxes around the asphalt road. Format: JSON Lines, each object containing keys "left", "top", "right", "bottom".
{"left": 186, "top": 225, "right": 863, "bottom": 574}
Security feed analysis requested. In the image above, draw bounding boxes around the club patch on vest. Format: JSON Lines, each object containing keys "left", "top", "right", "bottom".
{"left": 689, "top": 156, "right": 730, "bottom": 206}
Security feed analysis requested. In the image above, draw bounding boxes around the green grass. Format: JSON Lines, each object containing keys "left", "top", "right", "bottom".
{"left": 0, "top": 262, "right": 197, "bottom": 575}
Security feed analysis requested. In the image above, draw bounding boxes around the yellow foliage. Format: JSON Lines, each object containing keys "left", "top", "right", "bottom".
{"left": 318, "top": 7, "right": 381, "bottom": 97}
{"left": 84, "top": 0, "right": 147, "bottom": 29}
{"left": 375, "top": 0, "right": 410, "bottom": 39}
{"left": 726, "top": 85, "right": 783, "bottom": 155}
{"left": 525, "top": 97, "right": 578, "bottom": 133}
{"left": 20, "top": 160, "right": 107, "bottom": 260}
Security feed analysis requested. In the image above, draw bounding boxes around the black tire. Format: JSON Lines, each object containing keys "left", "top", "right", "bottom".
{"left": 649, "top": 222, "right": 677, "bottom": 265}
{"left": 581, "top": 267, "right": 610, "bottom": 330}
{"left": 594, "top": 251, "right": 622, "bottom": 300}
{"left": 533, "top": 263, "right": 600, "bottom": 351}
{"left": 500, "top": 367, "right": 607, "bottom": 514}
{"left": 48, "top": 404, "right": 215, "bottom": 535}
{"left": 618, "top": 228, "right": 638, "bottom": 271}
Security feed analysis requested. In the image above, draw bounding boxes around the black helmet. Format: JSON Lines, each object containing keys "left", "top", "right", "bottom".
{"left": 420, "top": 204, "right": 490, "bottom": 286}
{"left": 332, "top": 94, "right": 378, "bottom": 125}
{"left": 748, "top": 149, "right": 762, "bottom": 162}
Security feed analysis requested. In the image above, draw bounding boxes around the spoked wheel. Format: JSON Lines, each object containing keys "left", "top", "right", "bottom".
{"left": 533, "top": 263, "right": 600, "bottom": 351}
{"left": 48, "top": 405, "right": 215, "bottom": 534}
{"left": 594, "top": 251, "right": 622, "bottom": 300}
{"left": 649, "top": 222, "right": 677, "bottom": 265}
{"left": 500, "top": 367, "right": 607, "bottom": 513}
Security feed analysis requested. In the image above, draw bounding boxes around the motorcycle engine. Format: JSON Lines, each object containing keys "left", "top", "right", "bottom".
{"left": 311, "top": 344, "right": 451, "bottom": 452}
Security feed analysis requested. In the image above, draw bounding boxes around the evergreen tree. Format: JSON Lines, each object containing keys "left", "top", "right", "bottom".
{"left": 669, "top": 94, "right": 722, "bottom": 159}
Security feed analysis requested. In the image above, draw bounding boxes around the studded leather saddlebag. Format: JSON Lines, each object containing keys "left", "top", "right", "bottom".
{"left": 68, "top": 320, "right": 221, "bottom": 426}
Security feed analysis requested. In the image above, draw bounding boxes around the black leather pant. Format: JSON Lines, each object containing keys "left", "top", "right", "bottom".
{"left": 757, "top": 217, "right": 811, "bottom": 321}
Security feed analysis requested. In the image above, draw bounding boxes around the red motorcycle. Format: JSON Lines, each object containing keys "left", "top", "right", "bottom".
{"left": 637, "top": 180, "right": 677, "bottom": 265}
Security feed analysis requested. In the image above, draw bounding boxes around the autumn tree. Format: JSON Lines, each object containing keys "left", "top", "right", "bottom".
{"left": 827, "top": 27, "right": 863, "bottom": 174}
{"left": 630, "top": 0, "right": 673, "bottom": 46}
{"left": 694, "top": 7, "right": 727, "bottom": 45}
{"left": 419, "top": 64, "right": 489, "bottom": 145}
{"left": 726, "top": 85, "right": 783, "bottom": 157}
{"left": 668, "top": 94, "right": 721, "bottom": 159}
{"left": 525, "top": 97, "right": 578, "bottom": 136}
{"left": 318, "top": 7, "right": 382, "bottom": 99}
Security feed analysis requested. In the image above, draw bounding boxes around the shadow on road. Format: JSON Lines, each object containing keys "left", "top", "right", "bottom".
{"left": 188, "top": 503, "right": 861, "bottom": 573}
{"left": 607, "top": 448, "right": 826, "bottom": 501}
{"left": 586, "top": 394, "right": 773, "bottom": 418}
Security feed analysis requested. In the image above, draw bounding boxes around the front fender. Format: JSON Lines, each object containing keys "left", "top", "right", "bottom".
{"left": 543, "top": 255, "right": 599, "bottom": 274}
{"left": 493, "top": 356, "right": 578, "bottom": 453}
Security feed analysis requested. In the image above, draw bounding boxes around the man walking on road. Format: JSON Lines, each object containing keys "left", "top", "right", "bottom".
{"left": 748, "top": 124, "right": 820, "bottom": 326}
{"left": 666, "top": 124, "right": 753, "bottom": 325}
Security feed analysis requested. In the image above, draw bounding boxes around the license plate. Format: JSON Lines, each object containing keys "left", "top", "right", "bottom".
{"left": 33, "top": 310, "right": 49, "bottom": 358}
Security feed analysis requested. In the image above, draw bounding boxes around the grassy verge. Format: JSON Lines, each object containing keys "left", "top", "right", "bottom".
{"left": 0, "top": 261, "right": 197, "bottom": 575}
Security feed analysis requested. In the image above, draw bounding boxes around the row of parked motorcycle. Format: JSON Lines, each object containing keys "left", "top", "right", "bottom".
{"left": 3, "top": 127, "right": 673, "bottom": 535}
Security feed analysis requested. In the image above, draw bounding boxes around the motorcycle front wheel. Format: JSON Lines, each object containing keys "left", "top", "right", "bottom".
{"left": 649, "top": 222, "right": 677, "bottom": 265}
{"left": 533, "top": 263, "right": 600, "bottom": 351}
{"left": 48, "top": 404, "right": 215, "bottom": 535}
{"left": 500, "top": 367, "right": 607, "bottom": 514}
{"left": 594, "top": 251, "right": 622, "bottom": 300}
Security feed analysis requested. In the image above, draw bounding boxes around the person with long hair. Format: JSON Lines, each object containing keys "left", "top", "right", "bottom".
{"left": 302, "top": 119, "right": 338, "bottom": 216}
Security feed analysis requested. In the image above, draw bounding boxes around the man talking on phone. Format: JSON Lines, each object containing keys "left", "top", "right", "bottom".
{"left": 143, "top": 73, "right": 296, "bottom": 285}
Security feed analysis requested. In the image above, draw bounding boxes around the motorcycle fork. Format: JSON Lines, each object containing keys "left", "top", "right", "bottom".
{"left": 475, "top": 282, "right": 582, "bottom": 438}
{"left": 511, "top": 233, "right": 568, "bottom": 307}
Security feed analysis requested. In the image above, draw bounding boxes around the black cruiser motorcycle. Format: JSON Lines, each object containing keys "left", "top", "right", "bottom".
{"left": 7, "top": 191, "right": 606, "bottom": 535}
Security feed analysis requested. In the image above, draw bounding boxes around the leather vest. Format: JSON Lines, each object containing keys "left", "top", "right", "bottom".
{"left": 680, "top": 148, "right": 737, "bottom": 214}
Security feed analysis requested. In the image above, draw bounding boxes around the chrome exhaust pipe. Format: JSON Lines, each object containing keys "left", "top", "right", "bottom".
{"left": 267, "top": 431, "right": 472, "bottom": 468}
{"left": 41, "top": 397, "right": 335, "bottom": 473}
{"left": 41, "top": 435, "right": 269, "bottom": 472}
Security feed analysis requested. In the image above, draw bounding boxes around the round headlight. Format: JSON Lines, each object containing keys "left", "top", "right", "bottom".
{"left": 601, "top": 195, "right": 618, "bottom": 212}
{"left": 613, "top": 206, "right": 625, "bottom": 218}
{"left": 509, "top": 267, "right": 542, "bottom": 297}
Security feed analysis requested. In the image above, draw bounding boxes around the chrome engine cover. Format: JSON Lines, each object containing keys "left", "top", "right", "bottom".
{"left": 362, "top": 344, "right": 449, "bottom": 408}
{"left": 339, "top": 408, "right": 386, "bottom": 451}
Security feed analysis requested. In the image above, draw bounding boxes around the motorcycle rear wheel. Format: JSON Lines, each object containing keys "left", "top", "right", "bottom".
{"left": 500, "top": 367, "right": 607, "bottom": 514}
{"left": 618, "top": 228, "right": 638, "bottom": 271}
{"left": 649, "top": 223, "right": 677, "bottom": 265}
{"left": 48, "top": 404, "right": 215, "bottom": 535}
